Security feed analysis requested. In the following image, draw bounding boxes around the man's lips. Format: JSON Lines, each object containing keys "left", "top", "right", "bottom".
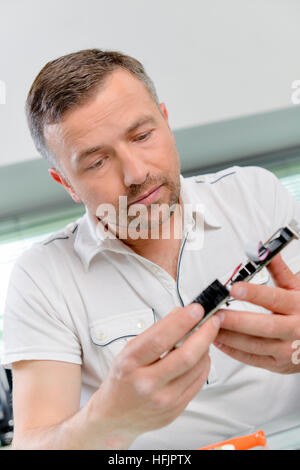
{"left": 129, "top": 184, "right": 164, "bottom": 205}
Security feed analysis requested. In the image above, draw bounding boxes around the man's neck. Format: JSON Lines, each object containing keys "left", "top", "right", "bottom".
{"left": 121, "top": 200, "right": 184, "bottom": 281}
{"left": 92, "top": 197, "right": 184, "bottom": 281}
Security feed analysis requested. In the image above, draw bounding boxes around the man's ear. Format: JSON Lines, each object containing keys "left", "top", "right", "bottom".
{"left": 48, "top": 168, "right": 82, "bottom": 203}
{"left": 159, "top": 102, "right": 169, "bottom": 123}
{"left": 159, "top": 102, "right": 175, "bottom": 142}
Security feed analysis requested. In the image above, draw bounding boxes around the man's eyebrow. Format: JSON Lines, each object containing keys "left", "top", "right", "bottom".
{"left": 76, "top": 145, "right": 105, "bottom": 162}
{"left": 75, "top": 115, "right": 157, "bottom": 163}
{"left": 126, "top": 115, "right": 156, "bottom": 134}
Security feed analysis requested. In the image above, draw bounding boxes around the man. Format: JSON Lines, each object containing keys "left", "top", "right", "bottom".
{"left": 2, "top": 49, "right": 300, "bottom": 450}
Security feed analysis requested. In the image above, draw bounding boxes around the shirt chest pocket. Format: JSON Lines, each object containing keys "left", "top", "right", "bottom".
{"left": 89, "top": 308, "right": 156, "bottom": 374}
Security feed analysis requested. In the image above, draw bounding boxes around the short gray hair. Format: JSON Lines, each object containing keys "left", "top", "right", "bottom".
{"left": 25, "top": 49, "right": 160, "bottom": 169}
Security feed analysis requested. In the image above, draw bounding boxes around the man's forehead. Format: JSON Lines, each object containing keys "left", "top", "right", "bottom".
{"left": 68, "top": 107, "right": 157, "bottom": 147}
{"left": 44, "top": 109, "right": 159, "bottom": 166}
{"left": 44, "top": 69, "right": 159, "bottom": 156}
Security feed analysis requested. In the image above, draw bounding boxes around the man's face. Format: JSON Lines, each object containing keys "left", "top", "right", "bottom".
{"left": 44, "top": 68, "right": 181, "bottom": 237}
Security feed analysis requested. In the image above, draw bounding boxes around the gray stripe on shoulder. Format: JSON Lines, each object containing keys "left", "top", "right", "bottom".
{"left": 195, "top": 171, "right": 236, "bottom": 184}
{"left": 43, "top": 236, "right": 70, "bottom": 246}
{"left": 43, "top": 223, "right": 79, "bottom": 246}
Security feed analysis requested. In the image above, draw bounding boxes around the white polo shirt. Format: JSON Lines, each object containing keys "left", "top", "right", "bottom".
{"left": 2, "top": 165, "right": 300, "bottom": 449}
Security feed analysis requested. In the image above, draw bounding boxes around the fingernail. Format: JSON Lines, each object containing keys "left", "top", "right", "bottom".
{"left": 212, "top": 314, "right": 221, "bottom": 328}
{"left": 231, "top": 284, "right": 247, "bottom": 299}
{"left": 214, "top": 341, "right": 223, "bottom": 348}
{"left": 216, "top": 311, "right": 225, "bottom": 323}
{"left": 189, "top": 303, "right": 204, "bottom": 319}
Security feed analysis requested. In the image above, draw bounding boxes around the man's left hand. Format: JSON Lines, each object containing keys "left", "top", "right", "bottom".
{"left": 214, "top": 254, "right": 300, "bottom": 373}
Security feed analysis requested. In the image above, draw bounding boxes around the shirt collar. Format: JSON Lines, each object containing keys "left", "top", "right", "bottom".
{"left": 74, "top": 208, "right": 131, "bottom": 271}
{"left": 179, "top": 174, "right": 222, "bottom": 230}
{"left": 74, "top": 173, "right": 222, "bottom": 270}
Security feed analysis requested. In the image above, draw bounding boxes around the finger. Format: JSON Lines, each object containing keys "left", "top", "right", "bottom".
{"left": 213, "top": 343, "right": 277, "bottom": 370}
{"left": 124, "top": 302, "right": 205, "bottom": 367}
{"left": 267, "top": 254, "right": 300, "bottom": 290}
{"left": 215, "top": 330, "right": 281, "bottom": 356}
{"left": 175, "top": 358, "right": 211, "bottom": 411}
{"left": 148, "top": 313, "right": 222, "bottom": 384}
{"left": 167, "top": 353, "right": 210, "bottom": 398}
{"left": 230, "top": 281, "right": 300, "bottom": 315}
{"left": 219, "top": 309, "right": 292, "bottom": 339}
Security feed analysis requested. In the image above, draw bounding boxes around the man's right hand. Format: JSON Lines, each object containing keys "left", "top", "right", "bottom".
{"left": 89, "top": 303, "right": 223, "bottom": 447}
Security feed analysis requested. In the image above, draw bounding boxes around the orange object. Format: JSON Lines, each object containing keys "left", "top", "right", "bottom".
{"left": 198, "top": 430, "right": 266, "bottom": 450}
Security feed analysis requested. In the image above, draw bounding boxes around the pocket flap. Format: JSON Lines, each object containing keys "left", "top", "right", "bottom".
{"left": 89, "top": 308, "right": 156, "bottom": 346}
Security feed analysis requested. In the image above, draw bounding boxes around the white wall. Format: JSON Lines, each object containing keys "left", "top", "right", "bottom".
{"left": 1, "top": 0, "right": 300, "bottom": 167}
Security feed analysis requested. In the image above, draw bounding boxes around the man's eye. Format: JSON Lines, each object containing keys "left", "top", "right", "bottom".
{"left": 135, "top": 131, "right": 152, "bottom": 142}
{"left": 89, "top": 158, "right": 105, "bottom": 170}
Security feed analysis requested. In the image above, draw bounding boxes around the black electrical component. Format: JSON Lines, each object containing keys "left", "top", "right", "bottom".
{"left": 173, "top": 219, "right": 300, "bottom": 349}
{"left": 192, "top": 280, "right": 230, "bottom": 319}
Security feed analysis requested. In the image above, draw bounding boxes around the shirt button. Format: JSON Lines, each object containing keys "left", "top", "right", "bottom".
{"left": 151, "top": 265, "right": 159, "bottom": 274}
{"left": 67, "top": 223, "right": 76, "bottom": 233}
{"left": 137, "top": 320, "right": 146, "bottom": 329}
{"left": 97, "top": 330, "right": 107, "bottom": 341}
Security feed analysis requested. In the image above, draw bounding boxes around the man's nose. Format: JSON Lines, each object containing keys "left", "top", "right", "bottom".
{"left": 119, "top": 146, "right": 148, "bottom": 187}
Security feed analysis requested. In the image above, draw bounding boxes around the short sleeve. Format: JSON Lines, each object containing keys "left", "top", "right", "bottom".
{"left": 240, "top": 166, "right": 300, "bottom": 274}
{"left": 1, "top": 248, "right": 82, "bottom": 369}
